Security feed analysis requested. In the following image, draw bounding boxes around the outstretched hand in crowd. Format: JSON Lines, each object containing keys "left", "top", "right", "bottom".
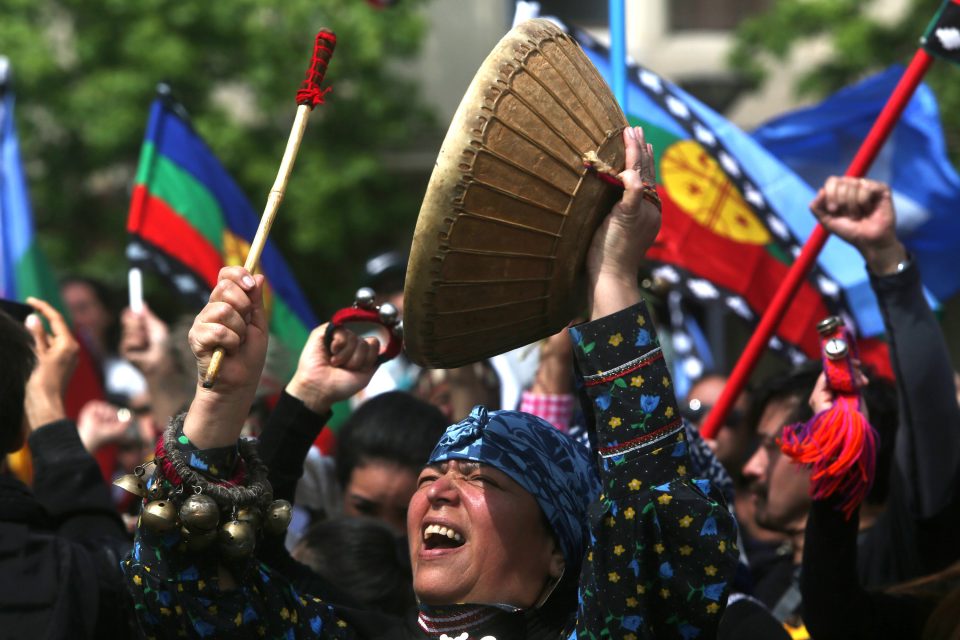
{"left": 77, "top": 399, "right": 134, "bottom": 453}
{"left": 23, "top": 297, "right": 79, "bottom": 429}
{"left": 120, "top": 303, "right": 171, "bottom": 377}
{"left": 286, "top": 323, "right": 380, "bottom": 415}
{"left": 811, "top": 176, "right": 907, "bottom": 275}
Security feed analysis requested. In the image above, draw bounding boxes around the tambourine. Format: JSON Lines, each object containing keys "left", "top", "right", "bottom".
{"left": 322, "top": 287, "right": 404, "bottom": 365}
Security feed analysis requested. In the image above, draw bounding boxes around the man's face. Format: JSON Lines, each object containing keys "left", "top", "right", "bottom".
{"left": 742, "top": 397, "right": 811, "bottom": 532}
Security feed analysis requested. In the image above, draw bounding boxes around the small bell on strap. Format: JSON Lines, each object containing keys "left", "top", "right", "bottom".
{"left": 263, "top": 500, "right": 293, "bottom": 536}
{"left": 219, "top": 520, "right": 256, "bottom": 558}
{"left": 235, "top": 506, "right": 263, "bottom": 532}
{"left": 378, "top": 302, "right": 399, "bottom": 326}
{"left": 113, "top": 473, "right": 147, "bottom": 498}
{"left": 181, "top": 525, "right": 218, "bottom": 551}
{"left": 146, "top": 472, "right": 166, "bottom": 501}
{"left": 179, "top": 493, "right": 220, "bottom": 531}
{"left": 142, "top": 500, "right": 179, "bottom": 532}
{"left": 355, "top": 287, "right": 376, "bottom": 309}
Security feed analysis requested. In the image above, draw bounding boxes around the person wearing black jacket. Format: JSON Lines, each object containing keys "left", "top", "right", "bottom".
{"left": 799, "top": 176, "right": 960, "bottom": 638}
{"left": 0, "top": 298, "right": 133, "bottom": 638}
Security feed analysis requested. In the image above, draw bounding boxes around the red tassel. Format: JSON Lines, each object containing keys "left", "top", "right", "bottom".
{"left": 296, "top": 29, "right": 337, "bottom": 108}
{"left": 779, "top": 318, "right": 878, "bottom": 520}
{"left": 780, "top": 395, "right": 877, "bottom": 519}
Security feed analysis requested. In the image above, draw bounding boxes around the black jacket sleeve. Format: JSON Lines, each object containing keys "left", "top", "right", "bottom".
{"left": 872, "top": 261, "right": 960, "bottom": 519}
{"left": 29, "top": 419, "right": 128, "bottom": 548}
{"left": 258, "top": 391, "right": 332, "bottom": 503}
{"left": 801, "top": 501, "right": 934, "bottom": 640}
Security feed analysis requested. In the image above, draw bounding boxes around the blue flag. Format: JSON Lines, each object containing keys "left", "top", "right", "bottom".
{"left": 751, "top": 65, "right": 960, "bottom": 301}
{"left": 0, "top": 58, "right": 61, "bottom": 307}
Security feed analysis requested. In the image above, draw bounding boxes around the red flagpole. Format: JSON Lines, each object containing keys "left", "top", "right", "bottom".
{"left": 700, "top": 48, "right": 935, "bottom": 440}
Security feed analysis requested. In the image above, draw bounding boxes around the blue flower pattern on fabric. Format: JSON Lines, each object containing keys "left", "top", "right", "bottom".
{"left": 570, "top": 303, "right": 739, "bottom": 640}
{"left": 640, "top": 394, "right": 660, "bottom": 414}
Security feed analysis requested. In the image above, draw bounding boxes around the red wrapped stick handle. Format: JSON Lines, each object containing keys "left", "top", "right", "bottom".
{"left": 297, "top": 29, "right": 337, "bottom": 107}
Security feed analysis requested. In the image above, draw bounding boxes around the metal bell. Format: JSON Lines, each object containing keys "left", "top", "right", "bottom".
{"left": 378, "top": 302, "right": 398, "bottom": 326}
{"left": 355, "top": 287, "right": 376, "bottom": 309}
{"left": 179, "top": 494, "right": 220, "bottom": 531}
{"left": 113, "top": 473, "right": 147, "bottom": 498}
{"left": 235, "top": 506, "right": 262, "bottom": 531}
{"left": 142, "top": 500, "right": 178, "bottom": 532}
{"left": 219, "top": 520, "right": 256, "bottom": 558}
{"left": 181, "top": 525, "right": 217, "bottom": 551}
{"left": 146, "top": 479, "right": 165, "bottom": 501}
{"left": 392, "top": 320, "right": 403, "bottom": 339}
{"left": 824, "top": 337, "right": 849, "bottom": 360}
{"left": 263, "top": 500, "right": 293, "bottom": 536}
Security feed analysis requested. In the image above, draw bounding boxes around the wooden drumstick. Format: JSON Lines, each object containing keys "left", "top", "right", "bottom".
{"left": 202, "top": 29, "right": 336, "bottom": 389}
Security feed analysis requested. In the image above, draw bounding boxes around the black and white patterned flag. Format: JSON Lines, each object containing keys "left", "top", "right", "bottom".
{"left": 923, "top": 0, "right": 960, "bottom": 63}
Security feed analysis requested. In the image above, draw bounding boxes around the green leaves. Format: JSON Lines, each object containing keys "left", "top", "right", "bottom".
{"left": 729, "top": 0, "right": 960, "bottom": 168}
{"left": 7, "top": 0, "right": 435, "bottom": 314}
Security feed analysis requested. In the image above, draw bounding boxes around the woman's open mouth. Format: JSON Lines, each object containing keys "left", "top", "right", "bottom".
{"left": 422, "top": 523, "right": 465, "bottom": 551}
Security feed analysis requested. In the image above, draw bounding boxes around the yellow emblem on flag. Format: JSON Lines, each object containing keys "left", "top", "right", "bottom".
{"left": 222, "top": 231, "right": 273, "bottom": 315}
{"left": 660, "top": 140, "right": 771, "bottom": 245}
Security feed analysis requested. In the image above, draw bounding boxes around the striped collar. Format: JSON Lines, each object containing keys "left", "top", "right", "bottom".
{"left": 417, "top": 604, "right": 511, "bottom": 638}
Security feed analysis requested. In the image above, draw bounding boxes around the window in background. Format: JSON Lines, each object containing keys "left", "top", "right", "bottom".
{"left": 669, "top": 0, "right": 773, "bottom": 31}
{"left": 536, "top": 0, "right": 608, "bottom": 27}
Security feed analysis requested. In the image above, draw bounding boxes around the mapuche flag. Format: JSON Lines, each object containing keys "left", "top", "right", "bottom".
{"left": 126, "top": 92, "right": 319, "bottom": 369}
{"left": 570, "top": 25, "right": 884, "bottom": 360}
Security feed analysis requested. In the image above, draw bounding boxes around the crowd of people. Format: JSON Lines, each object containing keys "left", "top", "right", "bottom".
{"left": 2, "top": 127, "right": 959, "bottom": 639}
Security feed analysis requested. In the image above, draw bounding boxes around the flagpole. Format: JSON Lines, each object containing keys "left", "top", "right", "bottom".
{"left": 700, "top": 48, "right": 935, "bottom": 440}
{"left": 609, "top": 0, "right": 627, "bottom": 109}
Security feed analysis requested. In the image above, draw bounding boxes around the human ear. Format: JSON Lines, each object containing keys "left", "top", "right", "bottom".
{"left": 548, "top": 541, "right": 565, "bottom": 580}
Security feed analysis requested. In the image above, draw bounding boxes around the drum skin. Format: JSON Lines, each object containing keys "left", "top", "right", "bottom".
{"left": 404, "top": 19, "right": 628, "bottom": 368}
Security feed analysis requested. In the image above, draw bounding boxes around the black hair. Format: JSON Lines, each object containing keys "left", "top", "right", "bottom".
{"left": 745, "top": 361, "right": 823, "bottom": 435}
{"left": 0, "top": 310, "right": 37, "bottom": 454}
{"left": 292, "top": 516, "right": 415, "bottom": 616}
{"left": 363, "top": 250, "right": 407, "bottom": 295}
{"left": 334, "top": 391, "right": 449, "bottom": 489}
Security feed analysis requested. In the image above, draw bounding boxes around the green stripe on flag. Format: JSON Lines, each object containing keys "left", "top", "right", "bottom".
{"left": 269, "top": 295, "right": 311, "bottom": 366}
{"left": 15, "top": 242, "right": 68, "bottom": 319}
{"left": 135, "top": 142, "right": 227, "bottom": 251}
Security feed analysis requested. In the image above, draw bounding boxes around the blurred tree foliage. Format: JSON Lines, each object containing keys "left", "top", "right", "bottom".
{"left": 2, "top": 0, "right": 435, "bottom": 317}
{"left": 730, "top": 0, "right": 960, "bottom": 166}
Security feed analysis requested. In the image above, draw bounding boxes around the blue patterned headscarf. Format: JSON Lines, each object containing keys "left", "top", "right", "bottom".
{"left": 427, "top": 406, "right": 600, "bottom": 569}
